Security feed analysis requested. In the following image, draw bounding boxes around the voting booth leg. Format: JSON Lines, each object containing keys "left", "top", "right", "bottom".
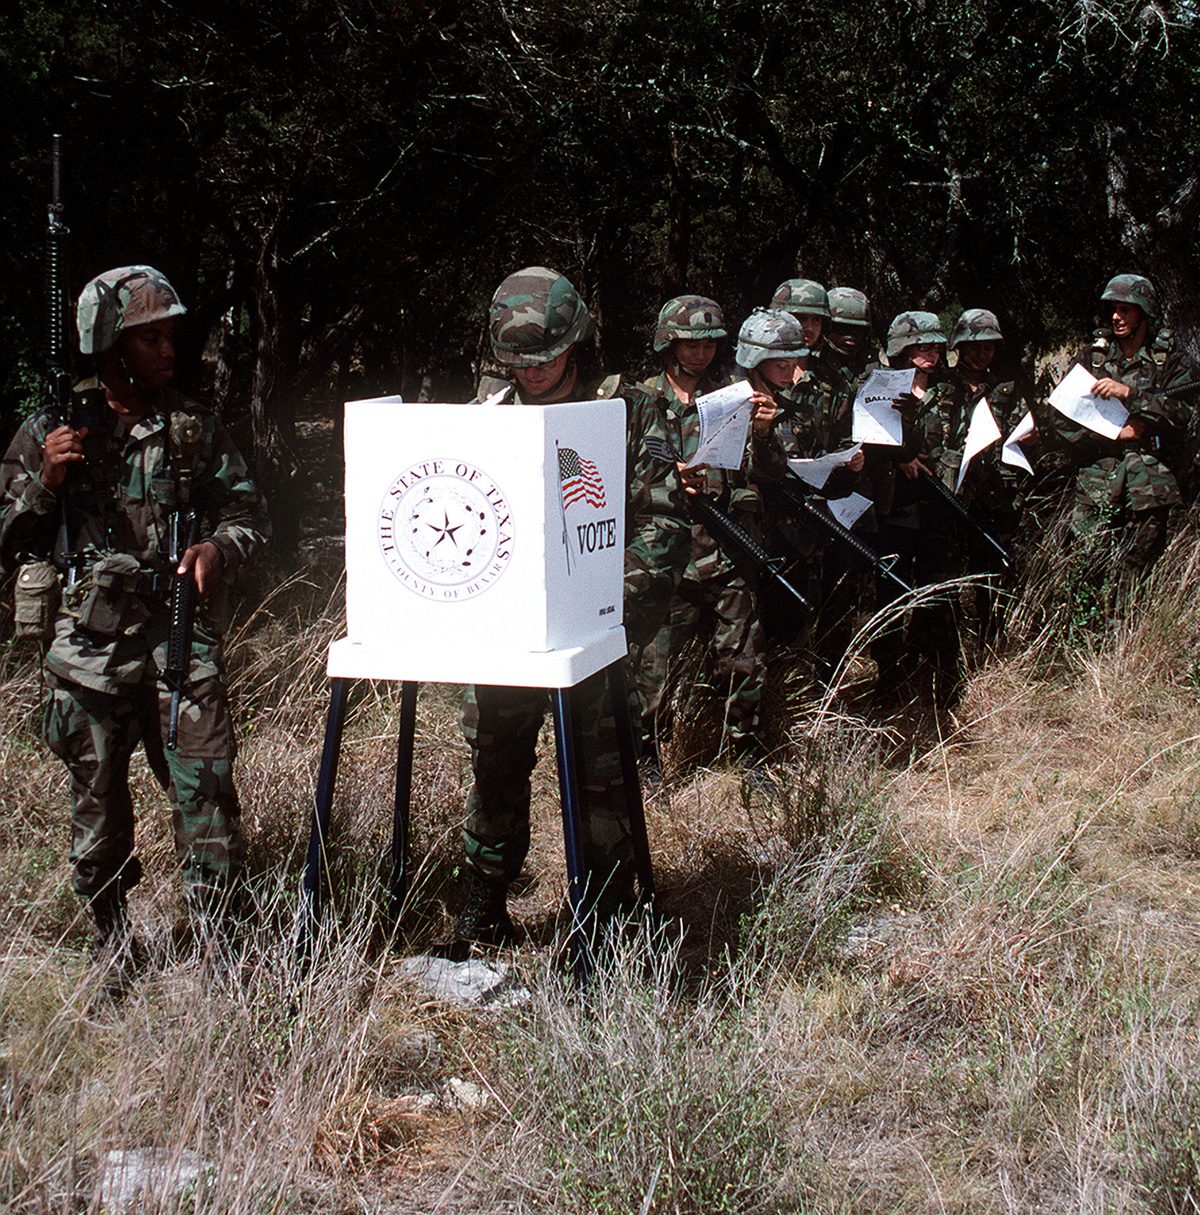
{"left": 606, "top": 661, "right": 655, "bottom": 906}
{"left": 550, "top": 687, "right": 592, "bottom": 987}
{"left": 389, "top": 681, "right": 418, "bottom": 934}
{"left": 299, "top": 677, "right": 352, "bottom": 960}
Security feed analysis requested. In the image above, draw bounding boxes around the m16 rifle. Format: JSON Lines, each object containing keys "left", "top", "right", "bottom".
{"left": 164, "top": 415, "right": 203, "bottom": 750}
{"left": 774, "top": 473, "right": 914, "bottom": 595}
{"left": 643, "top": 434, "right": 811, "bottom": 611}
{"left": 45, "top": 134, "right": 84, "bottom": 588}
{"left": 918, "top": 467, "right": 1012, "bottom": 571}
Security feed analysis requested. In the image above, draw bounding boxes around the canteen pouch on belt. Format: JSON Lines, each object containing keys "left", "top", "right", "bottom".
{"left": 13, "top": 560, "right": 61, "bottom": 641}
{"left": 75, "top": 554, "right": 151, "bottom": 636}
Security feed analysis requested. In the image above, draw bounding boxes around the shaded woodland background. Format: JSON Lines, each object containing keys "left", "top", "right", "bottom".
{"left": 3, "top": 0, "right": 1199, "bottom": 541}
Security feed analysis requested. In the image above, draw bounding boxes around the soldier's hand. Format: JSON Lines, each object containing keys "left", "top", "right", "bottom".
{"left": 846, "top": 448, "right": 866, "bottom": 472}
{"left": 677, "top": 460, "right": 710, "bottom": 496}
{"left": 1117, "top": 417, "right": 1147, "bottom": 441}
{"left": 1093, "top": 377, "right": 1132, "bottom": 401}
{"left": 40, "top": 425, "right": 88, "bottom": 490}
{"left": 749, "top": 392, "right": 778, "bottom": 436}
{"left": 178, "top": 540, "right": 225, "bottom": 597}
{"left": 900, "top": 455, "right": 933, "bottom": 480}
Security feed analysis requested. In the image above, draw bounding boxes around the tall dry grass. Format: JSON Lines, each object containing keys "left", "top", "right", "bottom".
{"left": 4, "top": 521, "right": 1200, "bottom": 1211}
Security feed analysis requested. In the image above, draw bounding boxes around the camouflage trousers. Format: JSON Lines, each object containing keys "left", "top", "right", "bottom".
{"left": 43, "top": 669, "right": 244, "bottom": 900}
{"left": 1069, "top": 496, "right": 1172, "bottom": 596}
{"left": 460, "top": 667, "right": 635, "bottom": 912}
{"left": 633, "top": 565, "right": 765, "bottom": 749}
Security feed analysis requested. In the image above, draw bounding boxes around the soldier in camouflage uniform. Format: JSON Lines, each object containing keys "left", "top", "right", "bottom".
{"left": 457, "top": 267, "right": 689, "bottom": 945}
{"left": 821, "top": 287, "right": 876, "bottom": 381}
{"left": 634, "top": 301, "right": 785, "bottom": 760}
{"left": 1051, "top": 274, "right": 1195, "bottom": 612}
{"left": 0, "top": 266, "right": 270, "bottom": 981}
{"left": 771, "top": 278, "right": 830, "bottom": 358}
{"left": 948, "top": 309, "right": 1034, "bottom": 645}
{"left": 864, "top": 311, "right": 965, "bottom": 707}
{"left": 762, "top": 280, "right": 865, "bottom": 669}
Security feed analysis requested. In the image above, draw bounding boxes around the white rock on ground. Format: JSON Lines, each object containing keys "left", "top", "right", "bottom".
{"left": 96, "top": 1148, "right": 208, "bottom": 1214}
{"left": 397, "top": 954, "right": 529, "bottom": 1008}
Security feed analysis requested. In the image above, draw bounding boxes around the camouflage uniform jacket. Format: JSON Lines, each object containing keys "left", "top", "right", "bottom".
{"left": 817, "top": 342, "right": 874, "bottom": 385}
{"left": 0, "top": 380, "right": 270, "bottom": 693}
{"left": 773, "top": 363, "right": 858, "bottom": 490}
{"left": 948, "top": 368, "right": 1030, "bottom": 516}
{"left": 475, "top": 372, "right": 690, "bottom": 648}
{"left": 646, "top": 369, "right": 787, "bottom": 581}
{"left": 1052, "top": 329, "right": 1194, "bottom": 512}
{"left": 857, "top": 368, "right": 955, "bottom": 530}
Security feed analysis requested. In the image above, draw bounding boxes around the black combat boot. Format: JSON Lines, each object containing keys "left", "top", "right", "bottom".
{"left": 456, "top": 873, "right": 516, "bottom": 947}
{"left": 88, "top": 888, "right": 146, "bottom": 1002}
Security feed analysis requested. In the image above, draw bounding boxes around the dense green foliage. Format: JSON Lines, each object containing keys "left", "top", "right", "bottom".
{"left": 3, "top": 0, "right": 1198, "bottom": 534}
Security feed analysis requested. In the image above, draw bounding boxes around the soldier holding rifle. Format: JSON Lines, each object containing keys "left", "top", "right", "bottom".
{"left": 0, "top": 265, "right": 270, "bottom": 993}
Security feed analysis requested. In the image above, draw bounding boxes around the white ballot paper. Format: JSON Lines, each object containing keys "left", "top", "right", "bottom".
{"left": 955, "top": 398, "right": 1003, "bottom": 491}
{"left": 827, "top": 492, "right": 873, "bottom": 530}
{"left": 852, "top": 369, "right": 915, "bottom": 446}
{"left": 1049, "top": 363, "right": 1129, "bottom": 439}
{"left": 1002, "top": 411, "right": 1036, "bottom": 475}
{"left": 788, "top": 444, "right": 863, "bottom": 489}
{"left": 825, "top": 493, "right": 869, "bottom": 532}
{"left": 687, "top": 379, "right": 755, "bottom": 470}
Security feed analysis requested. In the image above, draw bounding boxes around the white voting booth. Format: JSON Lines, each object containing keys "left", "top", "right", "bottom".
{"left": 329, "top": 396, "right": 627, "bottom": 684}
{"left": 302, "top": 394, "right": 651, "bottom": 980}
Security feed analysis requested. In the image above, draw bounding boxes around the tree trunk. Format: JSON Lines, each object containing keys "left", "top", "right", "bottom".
{"left": 1104, "top": 123, "right": 1200, "bottom": 361}
{"left": 247, "top": 229, "right": 299, "bottom": 549}
{"left": 662, "top": 130, "right": 691, "bottom": 298}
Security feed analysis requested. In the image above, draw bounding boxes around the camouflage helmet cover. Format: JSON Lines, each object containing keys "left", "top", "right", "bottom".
{"left": 653, "top": 295, "right": 727, "bottom": 352}
{"left": 736, "top": 308, "right": 809, "bottom": 370}
{"left": 770, "top": 278, "right": 830, "bottom": 318}
{"left": 1101, "top": 273, "right": 1157, "bottom": 320}
{"left": 886, "top": 311, "right": 947, "bottom": 359}
{"left": 77, "top": 265, "right": 187, "bottom": 355}
{"left": 489, "top": 266, "right": 594, "bottom": 366}
{"left": 949, "top": 308, "right": 1003, "bottom": 349}
{"left": 827, "top": 286, "right": 871, "bottom": 328}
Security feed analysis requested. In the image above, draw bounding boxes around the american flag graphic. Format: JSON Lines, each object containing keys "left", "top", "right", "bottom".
{"left": 558, "top": 446, "right": 606, "bottom": 509}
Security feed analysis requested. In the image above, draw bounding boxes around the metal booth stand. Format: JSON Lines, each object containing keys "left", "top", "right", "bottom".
{"left": 298, "top": 635, "right": 655, "bottom": 986}
{"left": 309, "top": 394, "right": 643, "bottom": 983}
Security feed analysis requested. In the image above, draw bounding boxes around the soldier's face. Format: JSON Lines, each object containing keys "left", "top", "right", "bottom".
{"left": 1111, "top": 302, "right": 1147, "bottom": 342}
{"left": 797, "top": 314, "right": 824, "bottom": 348}
{"left": 513, "top": 348, "right": 576, "bottom": 402}
{"left": 672, "top": 338, "right": 718, "bottom": 377}
{"left": 828, "top": 323, "right": 862, "bottom": 355}
{"left": 906, "top": 343, "right": 942, "bottom": 371}
{"left": 958, "top": 341, "right": 997, "bottom": 373}
{"left": 119, "top": 318, "right": 177, "bottom": 390}
{"left": 757, "top": 357, "right": 799, "bottom": 390}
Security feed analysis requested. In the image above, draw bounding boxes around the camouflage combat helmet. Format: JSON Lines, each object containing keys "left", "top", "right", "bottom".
{"left": 1101, "top": 273, "right": 1157, "bottom": 319}
{"left": 653, "top": 295, "right": 727, "bottom": 353}
{"left": 886, "top": 311, "right": 947, "bottom": 359}
{"left": 735, "top": 309, "right": 808, "bottom": 369}
{"left": 77, "top": 265, "right": 187, "bottom": 355}
{"left": 489, "top": 266, "right": 594, "bottom": 366}
{"left": 770, "top": 278, "right": 830, "bottom": 318}
{"left": 949, "top": 308, "right": 1003, "bottom": 349}
{"left": 827, "top": 287, "right": 871, "bottom": 328}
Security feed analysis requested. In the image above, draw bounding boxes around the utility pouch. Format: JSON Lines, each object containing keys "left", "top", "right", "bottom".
{"left": 75, "top": 553, "right": 150, "bottom": 636}
{"left": 13, "top": 560, "right": 61, "bottom": 641}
